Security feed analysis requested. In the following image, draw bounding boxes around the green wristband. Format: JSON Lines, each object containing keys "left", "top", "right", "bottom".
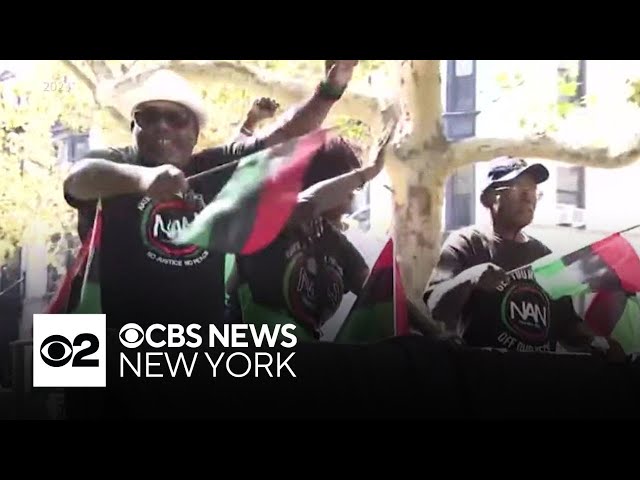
{"left": 318, "top": 80, "right": 346, "bottom": 100}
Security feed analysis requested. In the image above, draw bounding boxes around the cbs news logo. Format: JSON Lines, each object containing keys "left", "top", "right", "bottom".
{"left": 33, "top": 314, "right": 106, "bottom": 387}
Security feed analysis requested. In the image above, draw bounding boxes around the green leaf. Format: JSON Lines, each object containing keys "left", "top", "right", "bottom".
{"left": 496, "top": 72, "right": 510, "bottom": 88}
{"left": 557, "top": 101, "right": 575, "bottom": 118}
{"left": 627, "top": 78, "right": 640, "bottom": 106}
{"left": 0, "top": 60, "right": 90, "bottom": 264}
{"left": 558, "top": 80, "right": 578, "bottom": 98}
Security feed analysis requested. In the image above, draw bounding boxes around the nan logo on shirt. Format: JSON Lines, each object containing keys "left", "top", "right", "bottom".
{"left": 137, "top": 195, "right": 210, "bottom": 267}
{"left": 283, "top": 243, "right": 344, "bottom": 331}
{"left": 500, "top": 282, "right": 551, "bottom": 345}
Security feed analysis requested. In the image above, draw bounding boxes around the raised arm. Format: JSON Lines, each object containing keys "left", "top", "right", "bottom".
{"left": 288, "top": 167, "right": 369, "bottom": 226}
{"left": 259, "top": 61, "right": 359, "bottom": 148}
{"left": 288, "top": 119, "right": 396, "bottom": 226}
{"left": 235, "top": 97, "right": 280, "bottom": 140}
{"left": 191, "top": 63, "right": 359, "bottom": 190}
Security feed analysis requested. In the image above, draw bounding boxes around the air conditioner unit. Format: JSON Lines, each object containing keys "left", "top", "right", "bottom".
{"left": 556, "top": 204, "right": 586, "bottom": 228}
{"left": 571, "top": 207, "right": 586, "bottom": 228}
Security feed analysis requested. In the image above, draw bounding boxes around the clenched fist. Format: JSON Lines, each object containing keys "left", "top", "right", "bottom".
{"left": 468, "top": 263, "right": 511, "bottom": 293}
{"left": 247, "top": 97, "right": 280, "bottom": 123}
{"left": 140, "top": 164, "right": 189, "bottom": 203}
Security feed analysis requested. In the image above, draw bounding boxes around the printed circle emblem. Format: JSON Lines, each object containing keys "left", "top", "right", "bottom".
{"left": 140, "top": 198, "right": 203, "bottom": 258}
{"left": 283, "top": 251, "right": 344, "bottom": 329}
{"left": 500, "top": 283, "right": 551, "bottom": 344}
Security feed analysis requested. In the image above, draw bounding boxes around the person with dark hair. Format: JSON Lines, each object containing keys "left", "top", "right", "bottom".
{"left": 228, "top": 133, "right": 393, "bottom": 341}
{"left": 61, "top": 62, "right": 360, "bottom": 329}
{"left": 223, "top": 61, "right": 366, "bottom": 326}
{"left": 423, "top": 156, "right": 626, "bottom": 360}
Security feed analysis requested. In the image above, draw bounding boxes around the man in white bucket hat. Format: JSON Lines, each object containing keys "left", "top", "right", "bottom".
{"left": 62, "top": 61, "right": 360, "bottom": 333}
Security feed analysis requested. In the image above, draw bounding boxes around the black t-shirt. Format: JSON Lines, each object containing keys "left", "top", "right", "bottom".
{"left": 235, "top": 218, "right": 368, "bottom": 336}
{"left": 424, "top": 226, "right": 582, "bottom": 353}
{"left": 65, "top": 141, "right": 265, "bottom": 328}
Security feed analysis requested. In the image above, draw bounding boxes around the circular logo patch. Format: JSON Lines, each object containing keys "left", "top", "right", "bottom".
{"left": 500, "top": 283, "right": 551, "bottom": 345}
{"left": 283, "top": 250, "right": 344, "bottom": 329}
{"left": 139, "top": 197, "right": 204, "bottom": 259}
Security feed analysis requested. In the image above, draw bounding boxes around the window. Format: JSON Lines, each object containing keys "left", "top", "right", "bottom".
{"left": 444, "top": 60, "right": 478, "bottom": 139}
{"left": 556, "top": 61, "right": 587, "bottom": 209}
{"left": 55, "top": 137, "right": 70, "bottom": 164}
{"left": 55, "top": 132, "right": 89, "bottom": 164}
{"left": 445, "top": 165, "right": 475, "bottom": 231}
{"left": 72, "top": 134, "right": 90, "bottom": 161}
{"left": 557, "top": 165, "right": 585, "bottom": 207}
{"left": 443, "top": 60, "right": 479, "bottom": 231}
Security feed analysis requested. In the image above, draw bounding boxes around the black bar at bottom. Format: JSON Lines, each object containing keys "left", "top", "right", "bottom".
{"left": 58, "top": 334, "right": 640, "bottom": 420}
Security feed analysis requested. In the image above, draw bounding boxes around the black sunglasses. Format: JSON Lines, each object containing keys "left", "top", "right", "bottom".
{"left": 133, "top": 107, "right": 192, "bottom": 130}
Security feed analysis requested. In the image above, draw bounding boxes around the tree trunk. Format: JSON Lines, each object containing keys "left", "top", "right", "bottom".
{"left": 388, "top": 156, "right": 447, "bottom": 321}
{"left": 386, "top": 61, "right": 451, "bottom": 328}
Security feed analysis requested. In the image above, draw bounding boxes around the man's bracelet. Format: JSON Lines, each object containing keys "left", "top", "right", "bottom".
{"left": 240, "top": 126, "right": 253, "bottom": 136}
{"left": 317, "top": 80, "right": 346, "bottom": 100}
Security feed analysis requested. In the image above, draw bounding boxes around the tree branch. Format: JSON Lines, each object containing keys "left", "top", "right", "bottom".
{"left": 59, "top": 61, "right": 130, "bottom": 130}
{"left": 100, "top": 60, "right": 385, "bottom": 130}
{"left": 119, "top": 60, "right": 140, "bottom": 75}
{"left": 60, "top": 61, "right": 98, "bottom": 101}
{"left": 396, "top": 60, "right": 447, "bottom": 157}
{"left": 87, "top": 60, "right": 114, "bottom": 80}
{"left": 449, "top": 134, "right": 640, "bottom": 170}
{"left": 102, "top": 106, "right": 131, "bottom": 130}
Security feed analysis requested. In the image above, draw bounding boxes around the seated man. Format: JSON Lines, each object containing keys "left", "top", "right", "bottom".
{"left": 423, "top": 157, "right": 625, "bottom": 359}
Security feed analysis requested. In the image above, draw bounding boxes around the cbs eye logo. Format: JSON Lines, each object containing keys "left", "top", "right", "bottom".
{"left": 40, "top": 333, "right": 100, "bottom": 368}
{"left": 119, "top": 323, "right": 145, "bottom": 348}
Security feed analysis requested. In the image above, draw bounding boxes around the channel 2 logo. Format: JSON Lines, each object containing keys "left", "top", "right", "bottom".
{"left": 33, "top": 314, "right": 106, "bottom": 387}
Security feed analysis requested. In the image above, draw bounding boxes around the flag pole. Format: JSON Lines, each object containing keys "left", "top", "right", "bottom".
{"left": 186, "top": 160, "right": 240, "bottom": 183}
{"left": 618, "top": 224, "right": 640, "bottom": 235}
{"left": 185, "top": 126, "right": 341, "bottom": 185}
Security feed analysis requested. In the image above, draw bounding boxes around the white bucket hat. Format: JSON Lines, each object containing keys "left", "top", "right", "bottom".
{"left": 117, "top": 69, "right": 208, "bottom": 129}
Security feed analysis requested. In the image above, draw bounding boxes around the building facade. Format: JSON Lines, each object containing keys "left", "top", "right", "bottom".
{"left": 360, "top": 60, "right": 640, "bottom": 317}
{"left": 447, "top": 60, "right": 640, "bottom": 250}
{"left": 0, "top": 65, "right": 90, "bottom": 342}
{"left": 443, "top": 59, "right": 640, "bottom": 315}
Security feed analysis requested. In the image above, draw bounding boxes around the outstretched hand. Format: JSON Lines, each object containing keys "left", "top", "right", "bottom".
{"left": 360, "top": 118, "right": 398, "bottom": 182}
{"left": 326, "top": 60, "right": 359, "bottom": 90}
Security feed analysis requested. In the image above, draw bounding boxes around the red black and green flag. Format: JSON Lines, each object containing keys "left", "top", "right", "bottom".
{"left": 46, "top": 203, "right": 103, "bottom": 314}
{"left": 585, "top": 290, "right": 640, "bottom": 354}
{"left": 334, "top": 237, "right": 410, "bottom": 343}
{"left": 532, "top": 230, "right": 640, "bottom": 300}
{"left": 176, "top": 129, "right": 330, "bottom": 255}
